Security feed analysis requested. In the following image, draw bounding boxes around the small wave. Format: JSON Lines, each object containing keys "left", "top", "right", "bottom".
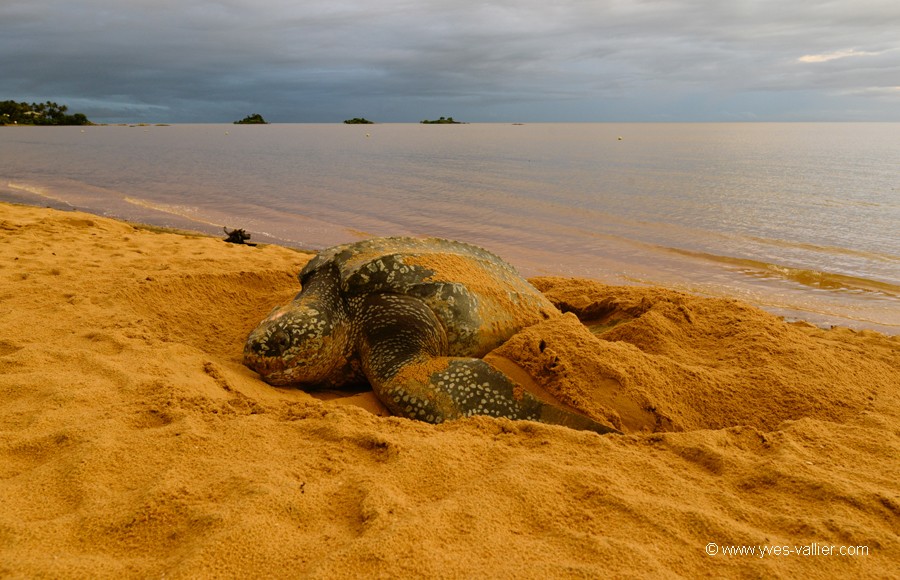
{"left": 665, "top": 248, "right": 900, "bottom": 298}
{"left": 745, "top": 235, "right": 900, "bottom": 263}
{"left": 6, "top": 181, "right": 76, "bottom": 208}
{"left": 122, "top": 197, "right": 223, "bottom": 228}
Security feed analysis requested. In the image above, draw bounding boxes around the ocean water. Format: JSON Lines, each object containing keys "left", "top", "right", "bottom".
{"left": 2, "top": 123, "right": 898, "bottom": 333}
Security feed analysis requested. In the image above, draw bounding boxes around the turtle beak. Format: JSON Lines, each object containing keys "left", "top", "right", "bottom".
{"left": 243, "top": 325, "right": 288, "bottom": 378}
{"left": 243, "top": 302, "right": 298, "bottom": 372}
{"left": 246, "top": 327, "right": 291, "bottom": 359}
{"left": 243, "top": 348, "right": 291, "bottom": 385}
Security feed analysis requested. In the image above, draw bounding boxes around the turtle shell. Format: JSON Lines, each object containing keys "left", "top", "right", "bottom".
{"left": 300, "top": 237, "right": 559, "bottom": 357}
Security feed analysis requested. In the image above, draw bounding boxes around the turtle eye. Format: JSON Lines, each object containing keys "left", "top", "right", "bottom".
{"left": 269, "top": 328, "right": 291, "bottom": 352}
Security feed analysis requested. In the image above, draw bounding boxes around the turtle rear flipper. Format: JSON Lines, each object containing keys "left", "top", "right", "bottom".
{"left": 357, "top": 293, "right": 620, "bottom": 435}
{"left": 380, "top": 357, "right": 620, "bottom": 435}
{"left": 536, "top": 401, "right": 622, "bottom": 435}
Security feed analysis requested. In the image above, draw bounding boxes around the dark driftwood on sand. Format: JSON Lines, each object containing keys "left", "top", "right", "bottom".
{"left": 223, "top": 227, "right": 257, "bottom": 246}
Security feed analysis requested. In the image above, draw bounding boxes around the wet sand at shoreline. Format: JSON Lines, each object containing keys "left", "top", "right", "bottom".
{"left": 1, "top": 202, "right": 898, "bottom": 578}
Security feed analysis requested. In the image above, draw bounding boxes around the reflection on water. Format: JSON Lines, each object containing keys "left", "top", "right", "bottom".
{"left": 1, "top": 123, "right": 898, "bottom": 333}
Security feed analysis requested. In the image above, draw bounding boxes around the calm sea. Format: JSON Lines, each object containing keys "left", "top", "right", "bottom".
{"left": 2, "top": 123, "right": 898, "bottom": 333}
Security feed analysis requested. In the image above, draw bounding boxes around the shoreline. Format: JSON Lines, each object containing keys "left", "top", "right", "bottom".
{"left": 1, "top": 201, "right": 898, "bottom": 577}
{"left": 4, "top": 191, "right": 898, "bottom": 336}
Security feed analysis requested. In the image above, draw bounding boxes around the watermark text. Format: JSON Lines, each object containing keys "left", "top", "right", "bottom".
{"left": 705, "top": 542, "right": 869, "bottom": 558}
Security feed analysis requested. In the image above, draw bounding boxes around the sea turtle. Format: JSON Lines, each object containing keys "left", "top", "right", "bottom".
{"left": 243, "top": 237, "right": 618, "bottom": 434}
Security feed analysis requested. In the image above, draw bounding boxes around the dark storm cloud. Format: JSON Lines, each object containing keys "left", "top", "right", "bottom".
{"left": 1, "top": 0, "right": 898, "bottom": 122}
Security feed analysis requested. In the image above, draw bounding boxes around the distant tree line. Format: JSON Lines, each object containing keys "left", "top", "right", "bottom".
{"left": 234, "top": 113, "right": 268, "bottom": 124}
{"left": 0, "top": 100, "right": 92, "bottom": 126}
{"left": 344, "top": 117, "right": 374, "bottom": 124}
{"left": 420, "top": 116, "right": 462, "bottom": 124}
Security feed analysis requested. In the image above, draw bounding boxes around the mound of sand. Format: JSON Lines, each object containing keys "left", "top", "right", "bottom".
{"left": 1, "top": 203, "right": 897, "bottom": 578}
{"left": 489, "top": 278, "right": 896, "bottom": 435}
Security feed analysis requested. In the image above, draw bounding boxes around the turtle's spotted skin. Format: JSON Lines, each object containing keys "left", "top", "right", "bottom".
{"left": 243, "top": 237, "right": 618, "bottom": 434}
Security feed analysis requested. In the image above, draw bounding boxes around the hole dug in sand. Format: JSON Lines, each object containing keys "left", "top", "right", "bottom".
{"left": 484, "top": 277, "right": 893, "bottom": 434}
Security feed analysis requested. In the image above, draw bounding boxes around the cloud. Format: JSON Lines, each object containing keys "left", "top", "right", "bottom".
{"left": 840, "top": 86, "right": 900, "bottom": 99}
{"left": 798, "top": 49, "right": 883, "bottom": 63}
{"left": 2, "top": 0, "right": 899, "bottom": 122}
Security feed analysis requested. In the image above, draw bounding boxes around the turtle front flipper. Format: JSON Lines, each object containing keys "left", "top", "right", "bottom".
{"left": 357, "top": 293, "right": 620, "bottom": 435}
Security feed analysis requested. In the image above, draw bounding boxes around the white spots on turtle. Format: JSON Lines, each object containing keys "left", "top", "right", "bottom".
{"left": 386, "top": 385, "right": 441, "bottom": 423}
{"left": 421, "top": 361, "right": 541, "bottom": 421}
{"left": 373, "top": 257, "right": 406, "bottom": 287}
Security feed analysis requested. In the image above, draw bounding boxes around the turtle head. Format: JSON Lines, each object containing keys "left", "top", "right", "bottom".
{"left": 243, "top": 272, "right": 355, "bottom": 388}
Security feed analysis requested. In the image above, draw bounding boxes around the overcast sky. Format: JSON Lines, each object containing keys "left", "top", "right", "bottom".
{"left": 2, "top": 0, "right": 899, "bottom": 123}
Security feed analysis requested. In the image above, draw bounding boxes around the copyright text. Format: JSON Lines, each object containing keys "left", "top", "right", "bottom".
{"left": 705, "top": 542, "right": 869, "bottom": 558}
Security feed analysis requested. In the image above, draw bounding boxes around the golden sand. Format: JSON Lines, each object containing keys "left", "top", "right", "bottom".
{"left": 1, "top": 202, "right": 898, "bottom": 578}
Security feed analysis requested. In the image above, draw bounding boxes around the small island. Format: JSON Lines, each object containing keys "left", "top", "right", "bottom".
{"left": 234, "top": 114, "right": 268, "bottom": 125}
{"left": 420, "top": 116, "right": 463, "bottom": 124}
{"left": 344, "top": 117, "right": 374, "bottom": 124}
{"left": 0, "top": 100, "right": 93, "bottom": 126}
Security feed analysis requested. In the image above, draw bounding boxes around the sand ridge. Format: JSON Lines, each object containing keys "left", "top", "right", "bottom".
{"left": 1, "top": 203, "right": 898, "bottom": 578}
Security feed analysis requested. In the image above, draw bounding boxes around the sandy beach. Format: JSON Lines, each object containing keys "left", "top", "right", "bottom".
{"left": 1, "top": 201, "right": 898, "bottom": 578}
